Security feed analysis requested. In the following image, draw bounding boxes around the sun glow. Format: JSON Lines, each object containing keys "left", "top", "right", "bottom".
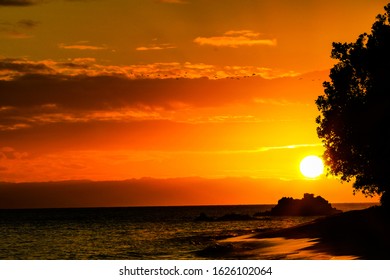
{"left": 299, "top": 155, "right": 324, "bottom": 178}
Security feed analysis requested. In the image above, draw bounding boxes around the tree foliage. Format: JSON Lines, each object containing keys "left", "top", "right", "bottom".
{"left": 316, "top": 4, "right": 390, "bottom": 206}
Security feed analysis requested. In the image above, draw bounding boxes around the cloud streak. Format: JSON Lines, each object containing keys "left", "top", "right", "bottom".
{"left": 192, "top": 143, "right": 323, "bottom": 155}
{"left": 136, "top": 43, "right": 176, "bottom": 51}
{"left": 59, "top": 43, "right": 108, "bottom": 51}
{"left": 0, "top": 19, "right": 39, "bottom": 39}
{"left": 0, "top": 0, "right": 40, "bottom": 6}
{"left": 194, "top": 30, "right": 277, "bottom": 48}
{"left": 0, "top": 58, "right": 55, "bottom": 78}
{"left": 16, "top": 19, "right": 39, "bottom": 28}
{"left": 0, "top": 57, "right": 323, "bottom": 133}
{"left": 0, "top": 57, "right": 299, "bottom": 81}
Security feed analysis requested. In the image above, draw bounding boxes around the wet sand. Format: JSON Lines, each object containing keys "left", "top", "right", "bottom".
{"left": 198, "top": 207, "right": 390, "bottom": 259}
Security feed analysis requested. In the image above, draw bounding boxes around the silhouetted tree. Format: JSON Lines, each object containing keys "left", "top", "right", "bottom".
{"left": 316, "top": 4, "right": 390, "bottom": 208}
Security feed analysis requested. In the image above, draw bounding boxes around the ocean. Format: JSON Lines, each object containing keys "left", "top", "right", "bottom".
{"left": 0, "top": 203, "right": 377, "bottom": 260}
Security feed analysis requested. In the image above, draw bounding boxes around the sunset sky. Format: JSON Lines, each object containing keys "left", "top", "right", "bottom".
{"left": 1, "top": 0, "right": 387, "bottom": 207}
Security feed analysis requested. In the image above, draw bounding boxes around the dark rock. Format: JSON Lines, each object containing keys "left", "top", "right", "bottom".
{"left": 255, "top": 193, "right": 342, "bottom": 216}
{"left": 194, "top": 212, "right": 215, "bottom": 222}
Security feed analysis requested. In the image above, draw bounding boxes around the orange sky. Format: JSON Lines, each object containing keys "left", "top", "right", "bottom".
{"left": 1, "top": 0, "right": 387, "bottom": 207}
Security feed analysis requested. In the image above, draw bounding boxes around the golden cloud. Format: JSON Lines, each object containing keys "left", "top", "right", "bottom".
{"left": 194, "top": 30, "right": 277, "bottom": 48}
{"left": 136, "top": 44, "right": 177, "bottom": 51}
{"left": 58, "top": 43, "right": 108, "bottom": 51}
{"left": 0, "top": 57, "right": 301, "bottom": 82}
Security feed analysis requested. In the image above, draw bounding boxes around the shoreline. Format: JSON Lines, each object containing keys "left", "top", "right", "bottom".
{"left": 197, "top": 206, "right": 390, "bottom": 260}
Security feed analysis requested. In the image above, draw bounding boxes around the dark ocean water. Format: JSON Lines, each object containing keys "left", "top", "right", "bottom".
{"left": 0, "top": 203, "right": 377, "bottom": 259}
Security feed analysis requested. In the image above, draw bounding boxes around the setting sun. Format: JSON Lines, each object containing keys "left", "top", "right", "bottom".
{"left": 300, "top": 155, "right": 324, "bottom": 179}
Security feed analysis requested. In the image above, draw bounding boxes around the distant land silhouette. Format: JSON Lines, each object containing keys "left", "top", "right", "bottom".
{"left": 0, "top": 178, "right": 373, "bottom": 209}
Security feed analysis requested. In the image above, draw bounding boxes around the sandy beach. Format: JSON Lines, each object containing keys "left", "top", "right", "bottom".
{"left": 198, "top": 206, "right": 390, "bottom": 260}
